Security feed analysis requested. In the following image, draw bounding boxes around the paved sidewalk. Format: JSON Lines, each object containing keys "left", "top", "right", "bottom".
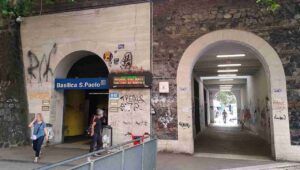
{"left": 0, "top": 145, "right": 87, "bottom": 164}
{"left": 157, "top": 152, "right": 300, "bottom": 170}
{"left": 194, "top": 126, "right": 271, "bottom": 157}
{"left": 0, "top": 145, "right": 300, "bottom": 170}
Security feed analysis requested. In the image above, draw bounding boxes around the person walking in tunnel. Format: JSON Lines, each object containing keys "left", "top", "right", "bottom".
{"left": 89, "top": 108, "right": 104, "bottom": 154}
{"left": 28, "top": 113, "right": 48, "bottom": 163}
{"left": 222, "top": 109, "right": 227, "bottom": 124}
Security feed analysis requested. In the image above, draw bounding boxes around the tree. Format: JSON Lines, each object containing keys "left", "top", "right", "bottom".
{"left": 216, "top": 91, "right": 236, "bottom": 107}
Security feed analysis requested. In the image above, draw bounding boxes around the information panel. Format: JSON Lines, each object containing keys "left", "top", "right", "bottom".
{"left": 55, "top": 78, "right": 109, "bottom": 90}
{"left": 109, "top": 72, "right": 152, "bottom": 88}
{"left": 114, "top": 76, "right": 145, "bottom": 85}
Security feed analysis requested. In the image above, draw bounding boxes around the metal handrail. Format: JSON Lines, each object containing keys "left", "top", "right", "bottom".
{"left": 36, "top": 136, "right": 151, "bottom": 170}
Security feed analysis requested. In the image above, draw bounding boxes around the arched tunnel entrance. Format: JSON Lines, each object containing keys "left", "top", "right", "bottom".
{"left": 192, "top": 41, "right": 272, "bottom": 159}
{"left": 171, "top": 29, "right": 291, "bottom": 160}
{"left": 63, "top": 55, "right": 109, "bottom": 143}
{"left": 51, "top": 51, "right": 110, "bottom": 146}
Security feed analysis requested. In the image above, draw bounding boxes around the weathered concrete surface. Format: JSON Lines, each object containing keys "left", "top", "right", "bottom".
{"left": 157, "top": 153, "right": 273, "bottom": 170}
{"left": 194, "top": 126, "right": 271, "bottom": 157}
{"left": 109, "top": 89, "right": 151, "bottom": 144}
{"left": 20, "top": 2, "right": 151, "bottom": 145}
{"left": 0, "top": 146, "right": 87, "bottom": 163}
{"left": 1, "top": 144, "right": 300, "bottom": 170}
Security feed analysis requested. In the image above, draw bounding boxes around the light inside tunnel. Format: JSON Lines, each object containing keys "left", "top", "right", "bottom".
{"left": 217, "top": 69, "right": 238, "bottom": 73}
{"left": 218, "top": 74, "right": 237, "bottom": 77}
{"left": 216, "top": 54, "right": 245, "bottom": 58}
{"left": 220, "top": 89, "right": 232, "bottom": 91}
{"left": 219, "top": 79, "right": 234, "bottom": 81}
{"left": 220, "top": 85, "right": 233, "bottom": 87}
{"left": 218, "top": 64, "right": 242, "bottom": 67}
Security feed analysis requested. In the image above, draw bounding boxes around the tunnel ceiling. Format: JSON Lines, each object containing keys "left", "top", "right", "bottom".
{"left": 193, "top": 42, "right": 262, "bottom": 77}
{"left": 194, "top": 42, "right": 262, "bottom": 90}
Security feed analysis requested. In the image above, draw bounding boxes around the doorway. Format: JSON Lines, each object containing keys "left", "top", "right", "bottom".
{"left": 213, "top": 91, "right": 238, "bottom": 126}
{"left": 204, "top": 89, "right": 208, "bottom": 127}
{"left": 62, "top": 55, "right": 109, "bottom": 144}
{"left": 194, "top": 79, "right": 201, "bottom": 134}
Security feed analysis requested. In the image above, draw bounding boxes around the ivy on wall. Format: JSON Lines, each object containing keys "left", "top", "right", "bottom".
{"left": 0, "top": 0, "right": 75, "bottom": 17}
{"left": 0, "top": 0, "right": 32, "bottom": 17}
{"left": 256, "top": 0, "right": 280, "bottom": 12}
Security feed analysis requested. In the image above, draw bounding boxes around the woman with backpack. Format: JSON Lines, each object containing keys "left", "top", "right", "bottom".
{"left": 28, "top": 113, "right": 49, "bottom": 163}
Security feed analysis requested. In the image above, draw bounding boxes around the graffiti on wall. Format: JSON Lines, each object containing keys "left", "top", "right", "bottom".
{"left": 151, "top": 82, "right": 178, "bottom": 140}
{"left": 121, "top": 120, "right": 148, "bottom": 127}
{"left": 103, "top": 51, "right": 113, "bottom": 63}
{"left": 157, "top": 106, "right": 174, "bottom": 128}
{"left": 287, "top": 88, "right": 300, "bottom": 145}
{"left": 27, "top": 43, "right": 57, "bottom": 83}
{"left": 260, "top": 97, "right": 270, "bottom": 128}
{"left": 120, "top": 52, "right": 133, "bottom": 70}
{"left": 179, "top": 122, "right": 190, "bottom": 129}
{"left": 119, "top": 94, "right": 146, "bottom": 112}
{"left": 103, "top": 44, "right": 146, "bottom": 72}
{"left": 272, "top": 99, "right": 286, "bottom": 112}
{"left": 274, "top": 114, "right": 287, "bottom": 120}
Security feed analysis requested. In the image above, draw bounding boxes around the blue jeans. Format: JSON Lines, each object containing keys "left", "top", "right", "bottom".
{"left": 33, "top": 136, "right": 44, "bottom": 157}
{"left": 90, "top": 133, "right": 102, "bottom": 152}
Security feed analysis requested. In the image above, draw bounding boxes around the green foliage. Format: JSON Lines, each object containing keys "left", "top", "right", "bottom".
{"left": 216, "top": 91, "right": 236, "bottom": 107}
{"left": 1, "top": 0, "right": 33, "bottom": 17}
{"left": 0, "top": 0, "right": 75, "bottom": 18}
{"left": 256, "top": 0, "right": 281, "bottom": 12}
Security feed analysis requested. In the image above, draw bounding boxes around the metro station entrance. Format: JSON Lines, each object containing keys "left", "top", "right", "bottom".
{"left": 60, "top": 55, "right": 109, "bottom": 144}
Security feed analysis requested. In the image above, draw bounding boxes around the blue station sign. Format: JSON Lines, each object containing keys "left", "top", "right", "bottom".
{"left": 55, "top": 78, "right": 109, "bottom": 90}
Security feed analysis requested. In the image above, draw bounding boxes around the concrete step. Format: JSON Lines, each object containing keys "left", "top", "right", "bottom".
{"left": 223, "top": 162, "right": 300, "bottom": 170}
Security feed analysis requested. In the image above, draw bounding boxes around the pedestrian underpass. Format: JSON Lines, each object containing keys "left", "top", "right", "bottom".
{"left": 192, "top": 41, "right": 273, "bottom": 159}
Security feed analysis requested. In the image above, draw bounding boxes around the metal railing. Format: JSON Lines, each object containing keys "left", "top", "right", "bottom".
{"left": 36, "top": 137, "right": 157, "bottom": 170}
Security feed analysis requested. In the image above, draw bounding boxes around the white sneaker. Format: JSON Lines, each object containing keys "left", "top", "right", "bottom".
{"left": 34, "top": 157, "right": 38, "bottom": 163}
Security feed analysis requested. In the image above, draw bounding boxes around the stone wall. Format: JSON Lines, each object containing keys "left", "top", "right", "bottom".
{"left": 152, "top": 0, "right": 300, "bottom": 143}
{"left": 31, "top": 0, "right": 149, "bottom": 14}
{"left": 0, "top": 20, "right": 28, "bottom": 148}
{"left": 2, "top": 0, "right": 300, "bottom": 147}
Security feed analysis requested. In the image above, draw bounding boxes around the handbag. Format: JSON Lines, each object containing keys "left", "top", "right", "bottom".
{"left": 31, "top": 122, "right": 43, "bottom": 140}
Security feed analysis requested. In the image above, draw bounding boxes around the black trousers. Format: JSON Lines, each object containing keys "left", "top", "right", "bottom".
{"left": 33, "top": 136, "right": 44, "bottom": 157}
{"left": 90, "top": 133, "right": 103, "bottom": 152}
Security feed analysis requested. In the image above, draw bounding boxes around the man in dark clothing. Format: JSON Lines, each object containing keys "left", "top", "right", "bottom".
{"left": 222, "top": 109, "right": 227, "bottom": 124}
{"left": 89, "top": 108, "right": 104, "bottom": 153}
